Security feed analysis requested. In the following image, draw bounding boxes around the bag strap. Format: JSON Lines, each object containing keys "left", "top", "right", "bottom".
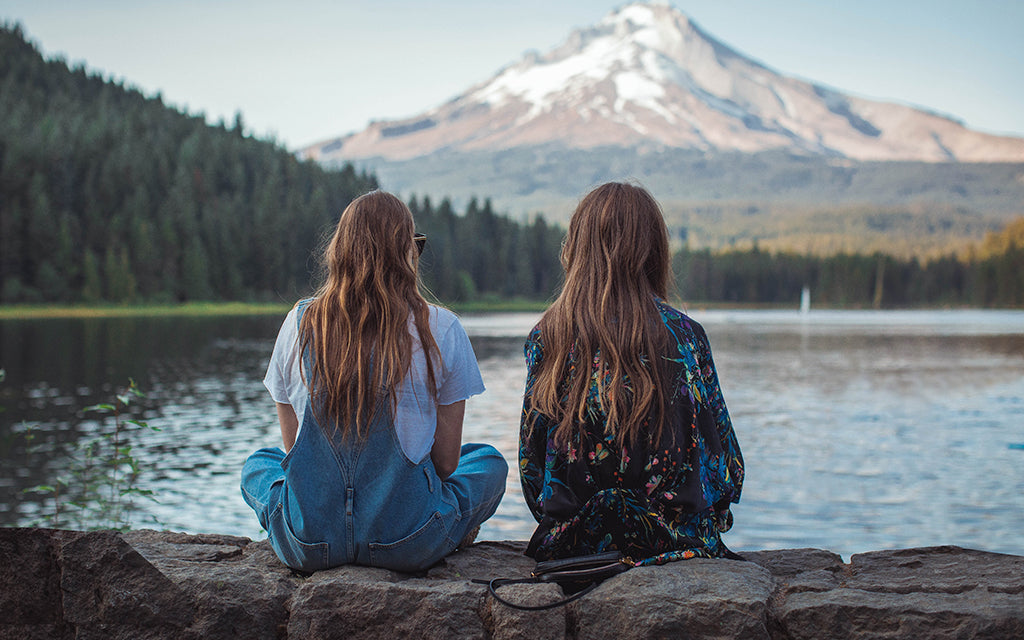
{"left": 472, "top": 553, "right": 630, "bottom": 611}
{"left": 532, "top": 550, "right": 624, "bottom": 573}
{"left": 470, "top": 577, "right": 600, "bottom": 611}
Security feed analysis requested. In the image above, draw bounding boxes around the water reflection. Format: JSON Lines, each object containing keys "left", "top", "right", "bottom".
{"left": 2, "top": 310, "right": 1022, "bottom": 560}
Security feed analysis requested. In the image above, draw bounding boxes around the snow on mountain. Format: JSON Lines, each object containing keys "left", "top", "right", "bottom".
{"left": 302, "top": 2, "right": 1024, "bottom": 163}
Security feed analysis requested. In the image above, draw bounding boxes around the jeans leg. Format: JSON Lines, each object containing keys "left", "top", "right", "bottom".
{"left": 443, "top": 442, "right": 508, "bottom": 543}
{"left": 241, "top": 447, "right": 287, "bottom": 529}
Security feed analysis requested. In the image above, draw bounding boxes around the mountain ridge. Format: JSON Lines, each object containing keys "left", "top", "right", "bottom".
{"left": 302, "top": 2, "right": 1024, "bottom": 164}
{"left": 298, "top": 3, "right": 1024, "bottom": 256}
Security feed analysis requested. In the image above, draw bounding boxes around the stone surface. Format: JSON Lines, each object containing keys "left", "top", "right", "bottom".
{"left": 122, "top": 530, "right": 295, "bottom": 640}
{"left": 775, "top": 546, "right": 1024, "bottom": 640}
{"left": 0, "top": 528, "right": 68, "bottom": 639}
{"left": 571, "top": 558, "right": 775, "bottom": 640}
{"left": 1, "top": 528, "right": 1022, "bottom": 640}
{"left": 288, "top": 574, "right": 485, "bottom": 639}
{"left": 58, "top": 530, "right": 196, "bottom": 640}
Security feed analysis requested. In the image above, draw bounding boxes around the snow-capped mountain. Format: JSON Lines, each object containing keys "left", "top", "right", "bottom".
{"left": 302, "top": 2, "right": 1024, "bottom": 164}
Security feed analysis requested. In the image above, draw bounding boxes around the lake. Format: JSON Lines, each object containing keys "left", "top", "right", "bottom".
{"left": 2, "top": 308, "right": 1023, "bottom": 561}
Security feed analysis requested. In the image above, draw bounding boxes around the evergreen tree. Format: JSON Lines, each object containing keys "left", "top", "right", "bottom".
{"left": 81, "top": 250, "right": 102, "bottom": 302}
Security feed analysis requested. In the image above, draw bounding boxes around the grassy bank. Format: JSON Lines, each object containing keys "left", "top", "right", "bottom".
{"left": 0, "top": 302, "right": 293, "bottom": 320}
{"left": 0, "top": 299, "right": 552, "bottom": 319}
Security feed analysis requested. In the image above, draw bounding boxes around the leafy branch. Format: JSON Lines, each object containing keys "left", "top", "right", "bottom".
{"left": 21, "top": 377, "right": 160, "bottom": 530}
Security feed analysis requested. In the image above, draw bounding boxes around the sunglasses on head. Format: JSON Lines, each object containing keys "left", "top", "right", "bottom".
{"left": 414, "top": 233, "right": 427, "bottom": 256}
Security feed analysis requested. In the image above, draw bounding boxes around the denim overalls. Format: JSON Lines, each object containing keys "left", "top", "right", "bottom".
{"left": 241, "top": 309, "right": 507, "bottom": 573}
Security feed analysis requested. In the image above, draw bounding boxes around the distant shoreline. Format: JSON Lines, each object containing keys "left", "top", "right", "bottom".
{"left": 1, "top": 300, "right": 1001, "bottom": 320}
{"left": 0, "top": 300, "right": 550, "bottom": 319}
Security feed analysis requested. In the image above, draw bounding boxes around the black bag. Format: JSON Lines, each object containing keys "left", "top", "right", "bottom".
{"left": 472, "top": 551, "right": 631, "bottom": 611}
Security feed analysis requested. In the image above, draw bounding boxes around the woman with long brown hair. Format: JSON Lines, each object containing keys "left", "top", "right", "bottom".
{"left": 242, "top": 190, "right": 507, "bottom": 573}
{"left": 519, "top": 182, "right": 743, "bottom": 565}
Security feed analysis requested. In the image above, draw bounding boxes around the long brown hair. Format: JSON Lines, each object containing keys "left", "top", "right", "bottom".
{"left": 529, "top": 182, "right": 672, "bottom": 449}
{"left": 299, "top": 190, "right": 438, "bottom": 438}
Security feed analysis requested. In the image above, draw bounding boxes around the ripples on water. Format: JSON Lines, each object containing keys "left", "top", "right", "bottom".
{"left": 1, "top": 309, "right": 1022, "bottom": 560}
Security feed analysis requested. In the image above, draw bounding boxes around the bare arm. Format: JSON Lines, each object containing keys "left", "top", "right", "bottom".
{"left": 431, "top": 400, "right": 465, "bottom": 480}
{"left": 276, "top": 402, "right": 299, "bottom": 453}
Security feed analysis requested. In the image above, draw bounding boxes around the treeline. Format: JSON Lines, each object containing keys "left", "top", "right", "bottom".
{"left": 0, "top": 23, "right": 379, "bottom": 303}
{"left": 410, "top": 196, "right": 563, "bottom": 302}
{"left": 674, "top": 217, "right": 1024, "bottom": 308}
{"left": 0, "top": 24, "right": 564, "bottom": 305}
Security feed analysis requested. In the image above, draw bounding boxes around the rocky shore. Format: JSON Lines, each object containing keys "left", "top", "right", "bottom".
{"left": 2, "top": 528, "right": 1021, "bottom": 639}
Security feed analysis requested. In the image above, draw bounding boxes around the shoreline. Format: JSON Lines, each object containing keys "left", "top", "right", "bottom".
{"left": 0, "top": 300, "right": 1005, "bottom": 320}
{"left": 0, "top": 299, "right": 549, "bottom": 319}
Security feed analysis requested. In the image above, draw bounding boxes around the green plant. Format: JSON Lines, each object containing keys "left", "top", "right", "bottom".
{"left": 21, "top": 377, "right": 160, "bottom": 530}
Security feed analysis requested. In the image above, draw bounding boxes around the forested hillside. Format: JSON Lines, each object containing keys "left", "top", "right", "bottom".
{"left": 2, "top": 23, "right": 1021, "bottom": 309}
{"left": 0, "top": 24, "right": 563, "bottom": 305}
{"left": 675, "top": 217, "right": 1024, "bottom": 308}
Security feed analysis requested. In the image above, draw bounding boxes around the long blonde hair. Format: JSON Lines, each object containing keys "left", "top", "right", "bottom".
{"left": 299, "top": 190, "right": 438, "bottom": 438}
{"left": 529, "top": 182, "right": 672, "bottom": 449}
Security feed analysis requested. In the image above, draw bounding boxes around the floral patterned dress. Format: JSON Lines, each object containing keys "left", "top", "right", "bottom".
{"left": 519, "top": 299, "right": 744, "bottom": 566}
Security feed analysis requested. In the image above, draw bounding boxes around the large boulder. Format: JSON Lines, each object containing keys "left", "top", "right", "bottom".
{"left": 0, "top": 526, "right": 67, "bottom": 639}
{"left": 569, "top": 557, "right": 776, "bottom": 639}
{"left": 1, "top": 528, "right": 1021, "bottom": 640}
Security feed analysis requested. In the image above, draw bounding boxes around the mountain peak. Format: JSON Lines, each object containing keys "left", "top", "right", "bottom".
{"left": 303, "top": 4, "right": 1024, "bottom": 163}
{"left": 600, "top": 2, "right": 687, "bottom": 34}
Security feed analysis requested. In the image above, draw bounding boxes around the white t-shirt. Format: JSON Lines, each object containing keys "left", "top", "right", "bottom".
{"left": 264, "top": 303, "right": 485, "bottom": 462}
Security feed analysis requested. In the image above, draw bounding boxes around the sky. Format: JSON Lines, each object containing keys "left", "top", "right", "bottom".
{"left": 3, "top": 0, "right": 1023, "bottom": 150}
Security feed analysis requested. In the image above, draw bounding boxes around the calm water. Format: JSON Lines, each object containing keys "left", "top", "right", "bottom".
{"left": 1, "top": 309, "right": 1022, "bottom": 561}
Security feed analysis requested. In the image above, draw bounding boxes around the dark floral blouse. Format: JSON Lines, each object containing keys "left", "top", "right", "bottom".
{"left": 519, "top": 299, "right": 744, "bottom": 566}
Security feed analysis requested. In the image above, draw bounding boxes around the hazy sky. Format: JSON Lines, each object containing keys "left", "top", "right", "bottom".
{"left": 3, "top": 0, "right": 1023, "bottom": 150}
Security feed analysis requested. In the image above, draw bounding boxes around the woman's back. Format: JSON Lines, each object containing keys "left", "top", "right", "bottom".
{"left": 241, "top": 190, "right": 507, "bottom": 574}
{"left": 520, "top": 299, "right": 743, "bottom": 564}
{"left": 518, "top": 183, "right": 743, "bottom": 565}
{"left": 267, "top": 302, "right": 485, "bottom": 470}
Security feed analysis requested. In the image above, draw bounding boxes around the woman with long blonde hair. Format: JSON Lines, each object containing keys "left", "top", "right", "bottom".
{"left": 519, "top": 182, "right": 744, "bottom": 565}
{"left": 242, "top": 190, "right": 507, "bottom": 573}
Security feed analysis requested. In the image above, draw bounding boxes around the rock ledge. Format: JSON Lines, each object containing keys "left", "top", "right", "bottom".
{"left": 1, "top": 528, "right": 1021, "bottom": 639}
